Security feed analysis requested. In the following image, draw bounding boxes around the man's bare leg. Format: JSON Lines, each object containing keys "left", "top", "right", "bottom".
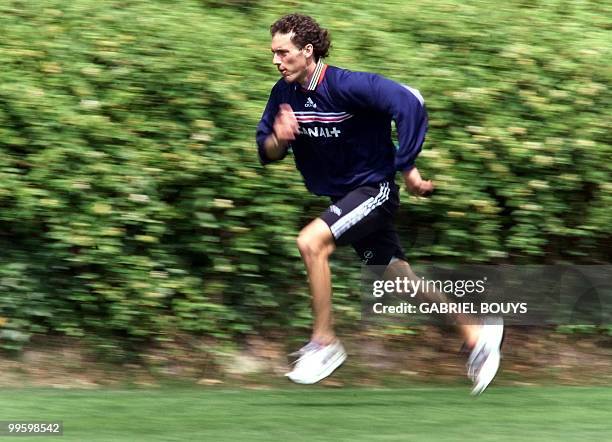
{"left": 383, "top": 259, "right": 481, "bottom": 347}
{"left": 296, "top": 218, "right": 337, "bottom": 345}
{"left": 286, "top": 218, "right": 347, "bottom": 384}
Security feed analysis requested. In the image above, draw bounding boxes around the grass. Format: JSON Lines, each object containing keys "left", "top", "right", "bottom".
{"left": 1, "top": 386, "right": 611, "bottom": 441}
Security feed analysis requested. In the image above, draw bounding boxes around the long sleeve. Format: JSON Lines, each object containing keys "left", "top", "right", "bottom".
{"left": 332, "top": 70, "right": 428, "bottom": 171}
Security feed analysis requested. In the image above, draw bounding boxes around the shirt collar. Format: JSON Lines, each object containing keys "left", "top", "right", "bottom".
{"left": 306, "top": 58, "right": 327, "bottom": 91}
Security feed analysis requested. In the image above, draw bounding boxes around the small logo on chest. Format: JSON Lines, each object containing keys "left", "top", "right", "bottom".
{"left": 304, "top": 97, "right": 317, "bottom": 108}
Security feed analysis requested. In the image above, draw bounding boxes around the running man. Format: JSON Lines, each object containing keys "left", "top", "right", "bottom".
{"left": 256, "top": 14, "right": 503, "bottom": 394}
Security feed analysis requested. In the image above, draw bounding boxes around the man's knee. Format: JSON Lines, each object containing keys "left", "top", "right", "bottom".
{"left": 384, "top": 257, "right": 417, "bottom": 280}
{"left": 297, "top": 220, "right": 335, "bottom": 261}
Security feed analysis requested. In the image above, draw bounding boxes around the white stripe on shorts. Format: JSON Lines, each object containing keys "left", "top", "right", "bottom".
{"left": 330, "top": 182, "right": 390, "bottom": 239}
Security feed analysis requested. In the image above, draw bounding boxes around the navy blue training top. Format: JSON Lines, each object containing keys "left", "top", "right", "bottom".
{"left": 256, "top": 62, "right": 428, "bottom": 198}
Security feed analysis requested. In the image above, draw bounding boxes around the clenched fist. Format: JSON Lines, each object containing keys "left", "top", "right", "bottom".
{"left": 273, "top": 103, "right": 300, "bottom": 143}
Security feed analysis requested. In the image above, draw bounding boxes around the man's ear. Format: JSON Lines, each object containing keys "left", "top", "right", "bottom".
{"left": 303, "top": 43, "right": 314, "bottom": 59}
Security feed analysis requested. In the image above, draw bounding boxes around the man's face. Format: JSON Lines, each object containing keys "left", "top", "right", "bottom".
{"left": 271, "top": 32, "right": 309, "bottom": 84}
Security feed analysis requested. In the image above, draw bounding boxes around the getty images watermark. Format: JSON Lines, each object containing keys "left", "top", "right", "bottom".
{"left": 371, "top": 275, "right": 527, "bottom": 316}
{"left": 361, "top": 265, "right": 612, "bottom": 325}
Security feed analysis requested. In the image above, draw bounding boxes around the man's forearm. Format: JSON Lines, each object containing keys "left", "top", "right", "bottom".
{"left": 403, "top": 167, "right": 423, "bottom": 193}
{"left": 403, "top": 167, "right": 434, "bottom": 196}
{"left": 263, "top": 133, "right": 289, "bottom": 161}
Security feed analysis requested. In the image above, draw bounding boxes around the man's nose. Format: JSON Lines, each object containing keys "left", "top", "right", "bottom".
{"left": 273, "top": 53, "right": 281, "bottom": 64}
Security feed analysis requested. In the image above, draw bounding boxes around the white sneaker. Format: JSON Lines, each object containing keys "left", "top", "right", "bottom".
{"left": 467, "top": 317, "right": 504, "bottom": 395}
{"left": 286, "top": 340, "right": 347, "bottom": 384}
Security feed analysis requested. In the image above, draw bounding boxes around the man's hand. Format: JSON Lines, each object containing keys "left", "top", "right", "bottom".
{"left": 273, "top": 103, "right": 299, "bottom": 143}
{"left": 263, "top": 103, "right": 299, "bottom": 160}
{"left": 403, "top": 167, "right": 434, "bottom": 197}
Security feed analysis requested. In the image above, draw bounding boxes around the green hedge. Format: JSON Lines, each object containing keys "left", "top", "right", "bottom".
{"left": 0, "top": 0, "right": 610, "bottom": 355}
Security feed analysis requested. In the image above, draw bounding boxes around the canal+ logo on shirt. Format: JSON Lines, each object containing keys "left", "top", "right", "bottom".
{"left": 293, "top": 110, "right": 354, "bottom": 139}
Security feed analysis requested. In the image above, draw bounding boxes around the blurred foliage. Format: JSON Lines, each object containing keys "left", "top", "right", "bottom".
{"left": 0, "top": 0, "right": 610, "bottom": 354}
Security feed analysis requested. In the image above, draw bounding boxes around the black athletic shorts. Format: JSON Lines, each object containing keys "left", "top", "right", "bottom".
{"left": 319, "top": 180, "right": 406, "bottom": 267}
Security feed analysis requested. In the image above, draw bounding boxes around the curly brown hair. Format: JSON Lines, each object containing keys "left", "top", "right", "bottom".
{"left": 270, "top": 14, "right": 331, "bottom": 60}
